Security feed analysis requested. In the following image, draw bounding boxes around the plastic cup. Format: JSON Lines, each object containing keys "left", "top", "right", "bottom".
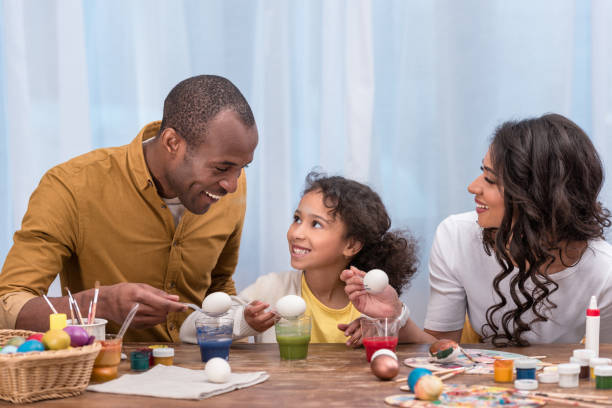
{"left": 275, "top": 315, "right": 311, "bottom": 360}
{"left": 361, "top": 317, "right": 400, "bottom": 362}
{"left": 67, "top": 318, "right": 107, "bottom": 341}
{"left": 195, "top": 316, "right": 233, "bottom": 362}
{"left": 91, "top": 334, "right": 122, "bottom": 382}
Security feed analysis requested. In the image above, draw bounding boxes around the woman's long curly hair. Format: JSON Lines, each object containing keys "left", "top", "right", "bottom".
{"left": 481, "top": 113, "right": 611, "bottom": 346}
{"left": 303, "top": 172, "right": 419, "bottom": 296}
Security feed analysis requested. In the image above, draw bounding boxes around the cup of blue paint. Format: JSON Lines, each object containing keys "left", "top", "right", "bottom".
{"left": 514, "top": 358, "right": 537, "bottom": 380}
{"left": 195, "top": 316, "right": 233, "bottom": 362}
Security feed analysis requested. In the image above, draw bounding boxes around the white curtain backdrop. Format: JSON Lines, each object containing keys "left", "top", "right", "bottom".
{"left": 1, "top": 0, "right": 610, "bottom": 326}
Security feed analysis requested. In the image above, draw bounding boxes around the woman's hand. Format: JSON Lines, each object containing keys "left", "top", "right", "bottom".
{"left": 341, "top": 266, "right": 403, "bottom": 318}
{"left": 243, "top": 300, "right": 277, "bottom": 332}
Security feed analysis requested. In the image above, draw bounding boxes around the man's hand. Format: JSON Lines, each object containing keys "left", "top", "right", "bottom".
{"left": 97, "top": 283, "right": 187, "bottom": 328}
{"left": 244, "top": 300, "right": 277, "bottom": 332}
{"left": 341, "top": 266, "right": 402, "bottom": 318}
{"left": 338, "top": 317, "right": 365, "bottom": 348}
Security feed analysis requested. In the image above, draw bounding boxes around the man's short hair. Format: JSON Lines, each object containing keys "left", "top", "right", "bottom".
{"left": 160, "top": 75, "right": 255, "bottom": 147}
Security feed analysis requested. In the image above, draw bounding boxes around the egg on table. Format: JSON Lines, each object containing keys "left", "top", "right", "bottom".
{"left": 202, "top": 292, "right": 232, "bottom": 316}
{"left": 363, "top": 269, "right": 388, "bottom": 294}
{"left": 205, "top": 357, "right": 231, "bottom": 383}
{"left": 370, "top": 349, "right": 399, "bottom": 380}
{"left": 428, "top": 339, "right": 461, "bottom": 363}
{"left": 275, "top": 295, "right": 306, "bottom": 318}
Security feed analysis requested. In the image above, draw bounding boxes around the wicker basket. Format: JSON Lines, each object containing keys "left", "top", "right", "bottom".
{"left": 0, "top": 329, "right": 101, "bottom": 403}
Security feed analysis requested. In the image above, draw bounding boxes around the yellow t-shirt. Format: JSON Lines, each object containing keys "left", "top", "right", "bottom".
{"left": 301, "top": 273, "right": 362, "bottom": 343}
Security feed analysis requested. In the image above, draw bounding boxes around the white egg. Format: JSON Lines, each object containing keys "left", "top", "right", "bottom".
{"left": 202, "top": 292, "right": 232, "bottom": 316}
{"left": 205, "top": 357, "right": 231, "bottom": 383}
{"left": 275, "top": 295, "right": 306, "bottom": 318}
{"left": 363, "top": 269, "right": 388, "bottom": 294}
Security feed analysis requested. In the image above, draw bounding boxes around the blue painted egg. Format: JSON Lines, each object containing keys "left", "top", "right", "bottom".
{"left": 408, "top": 367, "right": 433, "bottom": 392}
{"left": 17, "top": 339, "right": 45, "bottom": 353}
{"left": 0, "top": 345, "right": 18, "bottom": 354}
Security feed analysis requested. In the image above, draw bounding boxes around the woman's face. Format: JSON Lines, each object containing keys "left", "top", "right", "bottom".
{"left": 467, "top": 149, "right": 505, "bottom": 228}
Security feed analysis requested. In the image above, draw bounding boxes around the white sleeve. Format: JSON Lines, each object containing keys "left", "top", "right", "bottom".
{"left": 597, "top": 269, "right": 612, "bottom": 343}
{"left": 424, "top": 217, "right": 467, "bottom": 332}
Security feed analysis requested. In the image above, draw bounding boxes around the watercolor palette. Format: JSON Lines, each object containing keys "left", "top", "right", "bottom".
{"left": 385, "top": 384, "right": 545, "bottom": 407}
{"left": 403, "top": 349, "right": 539, "bottom": 375}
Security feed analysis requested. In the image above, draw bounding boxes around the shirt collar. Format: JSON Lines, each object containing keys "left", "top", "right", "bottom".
{"left": 127, "top": 121, "right": 161, "bottom": 191}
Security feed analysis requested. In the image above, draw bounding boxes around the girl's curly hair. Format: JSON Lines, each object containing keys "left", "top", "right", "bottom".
{"left": 481, "top": 113, "right": 611, "bottom": 346}
{"left": 303, "top": 172, "right": 419, "bottom": 295}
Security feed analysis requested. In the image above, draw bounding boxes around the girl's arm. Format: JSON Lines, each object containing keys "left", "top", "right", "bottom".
{"left": 423, "top": 328, "right": 461, "bottom": 343}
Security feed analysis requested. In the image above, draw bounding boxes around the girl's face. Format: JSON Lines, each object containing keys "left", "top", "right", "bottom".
{"left": 467, "top": 149, "right": 505, "bottom": 228}
{"left": 286, "top": 191, "right": 357, "bottom": 272}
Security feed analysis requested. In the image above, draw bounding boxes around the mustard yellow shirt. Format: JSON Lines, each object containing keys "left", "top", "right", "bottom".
{"left": 0, "top": 121, "right": 246, "bottom": 342}
{"left": 301, "top": 274, "right": 362, "bottom": 343}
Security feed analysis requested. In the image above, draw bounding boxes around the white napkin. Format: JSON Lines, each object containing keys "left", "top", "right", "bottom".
{"left": 87, "top": 365, "right": 269, "bottom": 400}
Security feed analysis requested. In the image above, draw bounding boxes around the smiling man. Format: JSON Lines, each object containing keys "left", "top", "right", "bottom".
{"left": 0, "top": 75, "right": 258, "bottom": 341}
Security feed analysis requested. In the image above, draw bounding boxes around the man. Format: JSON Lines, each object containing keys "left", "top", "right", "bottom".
{"left": 0, "top": 75, "right": 258, "bottom": 341}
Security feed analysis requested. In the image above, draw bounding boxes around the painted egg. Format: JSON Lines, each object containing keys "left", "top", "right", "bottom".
{"left": 64, "top": 325, "right": 91, "bottom": 347}
{"left": 17, "top": 339, "right": 45, "bottom": 353}
{"left": 42, "top": 329, "right": 71, "bottom": 350}
{"left": 429, "top": 338, "right": 461, "bottom": 362}
{"left": 205, "top": 357, "right": 231, "bottom": 383}
{"left": 26, "top": 333, "right": 44, "bottom": 342}
{"left": 275, "top": 295, "right": 306, "bottom": 318}
{"left": 0, "top": 345, "right": 18, "bottom": 354}
{"left": 5, "top": 336, "right": 26, "bottom": 348}
{"left": 363, "top": 269, "right": 388, "bottom": 294}
{"left": 414, "top": 374, "right": 443, "bottom": 401}
{"left": 370, "top": 349, "right": 399, "bottom": 380}
{"left": 202, "top": 292, "right": 232, "bottom": 316}
{"left": 408, "top": 367, "right": 432, "bottom": 392}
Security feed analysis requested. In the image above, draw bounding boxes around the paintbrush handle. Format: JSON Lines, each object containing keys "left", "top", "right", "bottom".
{"left": 116, "top": 303, "right": 140, "bottom": 339}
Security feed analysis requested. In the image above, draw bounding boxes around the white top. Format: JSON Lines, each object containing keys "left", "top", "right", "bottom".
{"left": 424, "top": 211, "right": 612, "bottom": 344}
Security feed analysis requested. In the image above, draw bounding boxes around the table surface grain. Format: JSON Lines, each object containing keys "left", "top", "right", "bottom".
{"left": 3, "top": 342, "right": 612, "bottom": 407}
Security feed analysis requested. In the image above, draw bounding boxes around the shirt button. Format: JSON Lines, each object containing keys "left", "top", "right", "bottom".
{"left": 169, "top": 323, "right": 176, "bottom": 331}
{"left": 172, "top": 241, "right": 179, "bottom": 247}
{"left": 168, "top": 281, "right": 176, "bottom": 289}
{"left": 161, "top": 204, "right": 167, "bottom": 209}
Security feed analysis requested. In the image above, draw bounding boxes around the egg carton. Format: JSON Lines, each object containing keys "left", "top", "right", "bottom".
{"left": 0, "top": 329, "right": 101, "bottom": 403}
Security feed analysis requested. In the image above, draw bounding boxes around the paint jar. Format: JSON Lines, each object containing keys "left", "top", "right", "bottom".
{"left": 514, "top": 379, "right": 538, "bottom": 391}
{"left": 493, "top": 359, "right": 513, "bottom": 383}
{"left": 130, "top": 351, "right": 150, "bottom": 371}
{"left": 570, "top": 356, "right": 590, "bottom": 379}
{"left": 537, "top": 365, "right": 559, "bottom": 384}
{"left": 590, "top": 357, "right": 611, "bottom": 380}
{"left": 594, "top": 365, "right": 612, "bottom": 390}
{"left": 514, "top": 358, "right": 537, "bottom": 380}
{"left": 572, "top": 349, "right": 596, "bottom": 379}
{"left": 152, "top": 347, "right": 174, "bottom": 366}
{"left": 557, "top": 363, "right": 580, "bottom": 388}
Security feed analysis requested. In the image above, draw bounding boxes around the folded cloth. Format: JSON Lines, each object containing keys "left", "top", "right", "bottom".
{"left": 87, "top": 365, "right": 269, "bottom": 400}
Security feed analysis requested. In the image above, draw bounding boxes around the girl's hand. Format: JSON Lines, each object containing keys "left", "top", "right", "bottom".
{"left": 244, "top": 300, "right": 277, "bottom": 332}
{"left": 338, "top": 317, "right": 364, "bottom": 348}
{"left": 341, "top": 266, "right": 403, "bottom": 318}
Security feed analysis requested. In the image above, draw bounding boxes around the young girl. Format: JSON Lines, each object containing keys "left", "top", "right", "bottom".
{"left": 180, "top": 172, "right": 426, "bottom": 344}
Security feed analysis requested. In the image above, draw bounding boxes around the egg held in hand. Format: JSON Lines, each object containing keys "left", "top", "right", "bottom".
{"left": 202, "top": 292, "right": 232, "bottom": 316}
{"left": 363, "top": 269, "right": 388, "bottom": 294}
{"left": 275, "top": 295, "right": 306, "bottom": 318}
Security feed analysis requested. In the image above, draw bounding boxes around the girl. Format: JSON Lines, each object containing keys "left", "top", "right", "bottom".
{"left": 347, "top": 113, "right": 612, "bottom": 346}
{"left": 180, "top": 172, "right": 429, "bottom": 344}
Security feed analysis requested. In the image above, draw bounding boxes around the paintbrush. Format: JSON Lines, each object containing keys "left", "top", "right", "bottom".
{"left": 87, "top": 300, "right": 93, "bottom": 325}
{"left": 438, "top": 368, "right": 465, "bottom": 381}
{"left": 68, "top": 296, "right": 75, "bottom": 322}
{"left": 531, "top": 391, "right": 610, "bottom": 402}
{"left": 42, "top": 294, "right": 58, "bottom": 314}
{"left": 65, "top": 287, "right": 85, "bottom": 325}
{"left": 90, "top": 280, "right": 100, "bottom": 324}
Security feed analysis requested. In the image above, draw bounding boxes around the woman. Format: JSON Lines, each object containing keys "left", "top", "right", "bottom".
{"left": 344, "top": 113, "right": 612, "bottom": 346}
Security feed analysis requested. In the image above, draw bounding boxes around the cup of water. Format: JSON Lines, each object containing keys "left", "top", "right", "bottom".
{"left": 195, "top": 316, "right": 233, "bottom": 362}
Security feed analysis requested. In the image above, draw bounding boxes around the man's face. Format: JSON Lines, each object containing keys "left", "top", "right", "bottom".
{"left": 166, "top": 110, "right": 258, "bottom": 214}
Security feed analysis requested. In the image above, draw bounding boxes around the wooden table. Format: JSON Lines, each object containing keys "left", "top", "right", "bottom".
{"left": 2, "top": 343, "right": 612, "bottom": 407}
